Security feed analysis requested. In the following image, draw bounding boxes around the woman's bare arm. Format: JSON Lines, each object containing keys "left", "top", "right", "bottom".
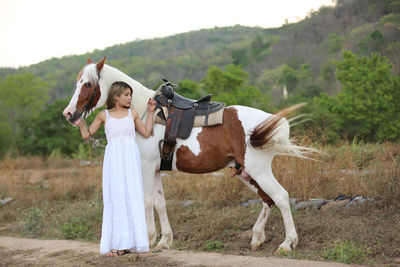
{"left": 77, "top": 110, "right": 106, "bottom": 139}
{"left": 133, "top": 109, "right": 155, "bottom": 138}
{"left": 132, "top": 98, "right": 156, "bottom": 138}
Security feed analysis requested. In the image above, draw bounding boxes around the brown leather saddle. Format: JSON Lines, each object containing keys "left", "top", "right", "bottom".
{"left": 154, "top": 80, "right": 225, "bottom": 171}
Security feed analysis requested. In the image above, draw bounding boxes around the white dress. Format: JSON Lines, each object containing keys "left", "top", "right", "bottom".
{"left": 100, "top": 109, "right": 149, "bottom": 254}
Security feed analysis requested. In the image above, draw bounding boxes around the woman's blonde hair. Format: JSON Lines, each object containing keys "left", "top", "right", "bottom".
{"left": 106, "top": 81, "right": 133, "bottom": 109}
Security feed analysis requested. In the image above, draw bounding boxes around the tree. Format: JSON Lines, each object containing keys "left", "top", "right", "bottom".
{"left": 314, "top": 51, "right": 400, "bottom": 141}
{"left": 201, "top": 64, "right": 269, "bottom": 108}
{"left": 0, "top": 73, "right": 49, "bottom": 154}
{"left": 277, "top": 63, "right": 313, "bottom": 94}
{"left": 0, "top": 122, "right": 13, "bottom": 157}
{"left": 177, "top": 79, "right": 202, "bottom": 99}
{"left": 357, "top": 30, "right": 384, "bottom": 55}
{"left": 325, "top": 31, "right": 343, "bottom": 53}
{"left": 0, "top": 73, "right": 49, "bottom": 133}
{"left": 231, "top": 48, "right": 249, "bottom": 66}
{"left": 17, "top": 99, "right": 105, "bottom": 156}
{"left": 250, "top": 35, "right": 270, "bottom": 60}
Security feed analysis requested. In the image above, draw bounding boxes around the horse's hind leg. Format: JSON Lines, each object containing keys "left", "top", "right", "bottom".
{"left": 153, "top": 171, "right": 173, "bottom": 249}
{"left": 245, "top": 150, "right": 298, "bottom": 252}
{"left": 251, "top": 202, "right": 272, "bottom": 250}
{"left": 237, "top": 176, "right": 274, "bottom": 251}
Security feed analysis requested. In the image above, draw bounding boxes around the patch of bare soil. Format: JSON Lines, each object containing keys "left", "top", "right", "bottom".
{"left": 0, "top": 236, "right": 357, "bottom": 267}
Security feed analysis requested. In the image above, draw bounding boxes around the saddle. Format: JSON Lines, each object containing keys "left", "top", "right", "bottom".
{"left": 154, "top": 80, "right": 225, "bottom": 171}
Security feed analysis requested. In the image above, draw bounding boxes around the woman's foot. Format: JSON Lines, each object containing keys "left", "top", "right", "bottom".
{"left": 106, "top": 249, "right": 128, "bottom": 257}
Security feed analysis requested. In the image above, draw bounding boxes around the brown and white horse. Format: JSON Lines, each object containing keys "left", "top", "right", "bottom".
{"left": 63, "top": 57, "right": 314, "bottom": 252}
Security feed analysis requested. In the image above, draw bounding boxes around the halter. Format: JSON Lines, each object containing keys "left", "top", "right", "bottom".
{"left": 79, "top": 78, "right": 106, "bottom": 149}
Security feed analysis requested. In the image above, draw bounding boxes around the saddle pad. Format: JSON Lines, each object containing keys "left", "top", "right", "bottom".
{"left": 154, "top": 106, "right": 224, "bottom": 127}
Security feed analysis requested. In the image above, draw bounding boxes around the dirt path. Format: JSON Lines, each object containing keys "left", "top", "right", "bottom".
{"left": 0, "top": 236, "right": 359, "bottom": 267}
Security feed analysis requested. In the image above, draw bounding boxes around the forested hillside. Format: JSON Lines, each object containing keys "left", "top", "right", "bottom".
{"left": 1, "top": 0, "right": 399, "bottom": 99}
{"left": 1, "top": 0, "right": 399, "bottom": 156}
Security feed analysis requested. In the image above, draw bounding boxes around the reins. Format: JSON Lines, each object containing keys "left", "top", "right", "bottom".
{"left": 80, "top": 110, "right": 106, "bottom": 149}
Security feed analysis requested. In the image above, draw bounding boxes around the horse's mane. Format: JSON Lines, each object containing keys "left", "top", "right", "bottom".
{"left": 82, "top": 63, "right": 154, "bottom": 119}
{"left": 83, "top": 64, "right": 99, "bottom": 84}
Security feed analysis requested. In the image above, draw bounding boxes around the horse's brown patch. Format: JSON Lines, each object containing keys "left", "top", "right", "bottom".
{"left": 175, "top": 108, "right": 246, "bottom": 173}
{"left": 91, "top": 84, "right": 101, "bottom": 109}
{"left": 249, "top": 179, "right": 275, "bottom": 207}
{"left": 175, "top": 107, "right": 275, "bottom": 206}
{"left": 76, "top": 82, "right": 100, "bottom": 112}
{"left": 75, "top": 59, "right": 104, "bottom": 113}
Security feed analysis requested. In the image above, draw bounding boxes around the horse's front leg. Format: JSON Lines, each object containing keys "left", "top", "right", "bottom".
{"left": 154, "top": 171, "right": 173, "bottom": 249}
{"left": 141, "top": 160, "right": 157, "bottom": 246}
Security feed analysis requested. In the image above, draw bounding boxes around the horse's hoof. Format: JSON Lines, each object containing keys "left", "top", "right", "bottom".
{"left": 251, "top": 242, "right": 262, "bottom": 251}
{"left": 154, "top": 243, "right": 169, "bottom": 250}
{"left": 275, "top": 246, "right": 291, "bottom": 255}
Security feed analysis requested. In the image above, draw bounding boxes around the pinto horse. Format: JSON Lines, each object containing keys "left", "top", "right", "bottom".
{"left": 63, "top": 57, "right": 314, "bottom": 252}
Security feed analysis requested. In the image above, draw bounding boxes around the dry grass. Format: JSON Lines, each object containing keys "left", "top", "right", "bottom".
{"left": 163, "top": 142, "right": 400, "bottom": 204}
{"left": 0, "top": 156, "right": 102, "bottom": 225}
{"left": 0, "top": 142, "right": 399, "bottom": 265}
{"left": 163, "top": 170, "right": 255, "bottom": 203}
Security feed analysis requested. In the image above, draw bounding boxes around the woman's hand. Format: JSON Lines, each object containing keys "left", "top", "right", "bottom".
{"left": 147, "top": 98, "right": 157, "bottom": 112}
{"left": 75, "top": 118, "right": 83, "bottom": 127}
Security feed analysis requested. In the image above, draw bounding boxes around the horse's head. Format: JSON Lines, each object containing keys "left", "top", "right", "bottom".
{"left": 63, "top": 57, "right": 106, "bottom": 126}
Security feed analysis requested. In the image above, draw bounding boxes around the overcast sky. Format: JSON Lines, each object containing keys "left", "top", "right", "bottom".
{"left": 0, "top": 0, "right": 334, "bottom": 68}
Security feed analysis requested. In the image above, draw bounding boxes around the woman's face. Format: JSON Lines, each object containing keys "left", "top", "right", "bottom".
{"left": 115, "top": 88, "right": 132, "bottom": 108}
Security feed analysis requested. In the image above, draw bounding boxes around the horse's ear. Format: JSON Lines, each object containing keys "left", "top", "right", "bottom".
{"left": 86, "top": 58, "right": 92, "bottom": 65}
{"left": 96, "top": 56, "right": 106, "bottom": 73}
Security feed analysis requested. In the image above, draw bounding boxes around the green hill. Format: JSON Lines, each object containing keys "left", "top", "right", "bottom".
{"left": 1, "top": 0, "right": 398, "bottom": 103}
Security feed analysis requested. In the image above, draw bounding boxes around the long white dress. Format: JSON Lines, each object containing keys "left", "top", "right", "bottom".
{"left": 100, "top": 109, "right": 149, "bottom": 254}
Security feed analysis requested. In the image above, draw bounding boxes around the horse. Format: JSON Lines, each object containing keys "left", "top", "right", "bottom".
{"left": 63, "top": 57, "right": 315, "bottom": 252}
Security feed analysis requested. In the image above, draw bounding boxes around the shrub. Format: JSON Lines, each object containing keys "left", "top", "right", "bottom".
{"left": 205, "top": 240, "right": 224, "bottom": 251}
{"left": 323, "top": 240, "right": 371, "bottom": 264}
{"left": 20, "top": 206, "right": 47, "bottom": 237}
{"left": 61, "top": 217, "right": 94, "bottom": 240}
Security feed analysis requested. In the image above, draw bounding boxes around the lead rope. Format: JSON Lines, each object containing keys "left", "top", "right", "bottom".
{"left": 80, "top": 111, "right": 106, "bottom": 149}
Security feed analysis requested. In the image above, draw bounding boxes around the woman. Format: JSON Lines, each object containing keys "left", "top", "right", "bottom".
{"left": 77, "top": 81, "right": 156, "bottom": 256}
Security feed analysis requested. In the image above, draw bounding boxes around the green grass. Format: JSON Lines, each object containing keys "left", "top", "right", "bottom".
{"left": 18, "top": 192, "right": 103, "bottom": 241}
{"left": 322, "top": 240, "right": 371, "bottom": 264}
{"left": 61, "top": 217, "right": 95, "bottom": 240}
{"left": 20, "top": 205, "right": 48, "bottom": 237}
{"left": 204, "top": 240, "right": 224, "bottom": 251}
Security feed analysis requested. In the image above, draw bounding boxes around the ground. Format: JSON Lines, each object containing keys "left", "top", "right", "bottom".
{"left": 0, "top": 236, "right": 360, "bottom": 267}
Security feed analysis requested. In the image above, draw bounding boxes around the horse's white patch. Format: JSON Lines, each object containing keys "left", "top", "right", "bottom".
{"left": 175, "top": 127, "right": 202, "bottom": 156}
{"left": 232, "top": 105, "right": 271, "bottom": 142}
{"left": 63, "top": 64, "right": 98, "bottom": 116}
{"left": 83, "top": 64, "right": 99, "bottom": 83}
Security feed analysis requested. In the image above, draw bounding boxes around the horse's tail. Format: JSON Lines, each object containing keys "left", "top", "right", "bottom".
{"left": 249, "top": 103, "right": 318, "bottom": 158}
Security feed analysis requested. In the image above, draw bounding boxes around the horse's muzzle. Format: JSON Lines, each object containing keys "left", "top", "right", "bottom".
{"left": 68, "top": 110, "right": 83, "bottom": 125}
